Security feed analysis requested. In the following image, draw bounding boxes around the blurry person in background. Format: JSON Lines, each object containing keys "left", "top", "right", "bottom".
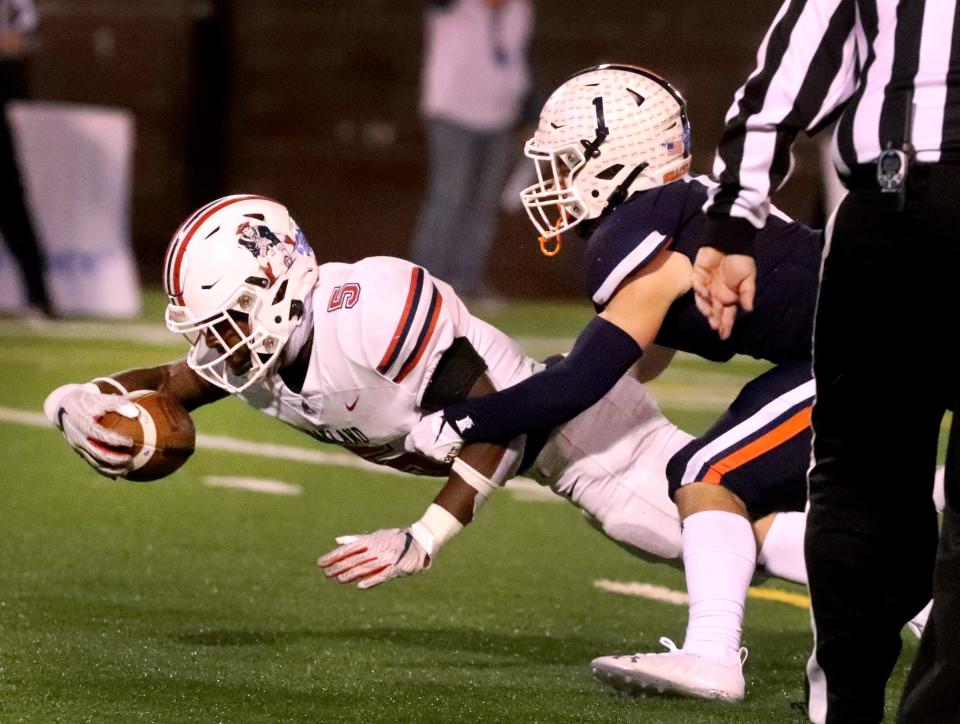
{"left": 0, "top": 0, "right": 52, "bottom": 317}
{"left": 408, "top": 0, "right": 534, "bottom": 312}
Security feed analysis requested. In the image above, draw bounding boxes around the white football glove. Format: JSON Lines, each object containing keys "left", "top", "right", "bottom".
{"left": 317, "top": 527, "right": 431, "bottom": 590}
{"left": 404, "top": 410, "right": 469, "bottom": 464}
{"left": 43, "top": 383, "right": 140, "bottom": 478}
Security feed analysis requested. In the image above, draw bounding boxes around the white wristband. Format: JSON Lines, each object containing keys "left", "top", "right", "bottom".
{"left": 410, "top": 503, "right": 464, "bottom": 558}
{"left": 91, "top": 376, "right": 129, "bottom": 395}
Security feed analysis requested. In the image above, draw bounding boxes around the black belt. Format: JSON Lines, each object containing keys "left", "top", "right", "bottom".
{"left": 843, "top": 161, "right": 960, "bottom": 191}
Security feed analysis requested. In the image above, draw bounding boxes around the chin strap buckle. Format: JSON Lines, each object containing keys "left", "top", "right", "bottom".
{"left": 537, "top": 210, "right": 566, "bottom": 257}
{"left": 538, "top": 233, "right": 562, "bottom": 257}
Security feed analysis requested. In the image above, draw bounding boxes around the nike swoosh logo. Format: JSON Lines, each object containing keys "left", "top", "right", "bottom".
{"left": 550, "top": 121, "right": 565, "bottom": 129}
{"left": 201, "top": 277, "right": 223, "bottom": 290}
{"left": 396, "top": 532, "right": 414, "bottom": 563}
{"left": 345, "top": 396, "right": 359, "bottom": 412}
{"left": 57, "top": 407, "right": 67, "bottom": 430}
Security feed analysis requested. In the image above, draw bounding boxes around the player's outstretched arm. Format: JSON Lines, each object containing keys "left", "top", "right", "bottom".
{"left": 317, "top": 442, "right": 504, "bottom": 590}
{"left": 91, "top": 360, "right": 228, "bottom": 411}
{"left": 43, "top": 360, "right": 226, "bottom": 478}
{"left": 319, "top": 371, "right": 513, "bottom": 591}
{"left": 405, "top": 254, "right": 685, "bottom": 462}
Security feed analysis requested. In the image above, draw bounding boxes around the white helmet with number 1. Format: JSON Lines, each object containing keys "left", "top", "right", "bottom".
{"left": 521, "top": 64, "right": 691, "bottom": 239}
{"left": 163, "top": 194, "right": 319, "bottom": 393}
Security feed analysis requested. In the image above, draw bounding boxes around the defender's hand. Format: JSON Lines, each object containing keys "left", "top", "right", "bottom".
{"left": 692, "top": 248, "right": 756, "bottom": 340}
{"left": 43, "top": 383, "right": 140, "bottom": 477}
{"left": 404, "top": 411, "right": 465, "bottom": 464}
{"left": 317, "top": 528, "right": 431, "bottom": 590}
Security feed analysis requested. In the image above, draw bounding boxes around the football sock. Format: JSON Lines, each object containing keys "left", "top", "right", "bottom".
{"left": 680, "top": 510, "right": 756, "bottom": 661}
{"left": 934, "top": 466, "right": 945, "bottom": 513}
{"left": 757, "top": 510, "right": 808, "bottom": 585}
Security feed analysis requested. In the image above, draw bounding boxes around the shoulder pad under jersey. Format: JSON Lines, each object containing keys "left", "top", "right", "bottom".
{"left": 332, "top": 257, "right": 455, "bottom": 397}
{"left": 585, "top": 180, "right": 693, "bottom": 307}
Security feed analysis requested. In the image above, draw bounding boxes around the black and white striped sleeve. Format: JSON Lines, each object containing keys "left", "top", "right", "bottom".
{"left": 703, "top": 0, "right": 858, "bottom": 254}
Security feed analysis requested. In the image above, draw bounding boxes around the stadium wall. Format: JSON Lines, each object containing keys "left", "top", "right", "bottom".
{"left": 29, "top": 0, "right": 826, "bottom": 298}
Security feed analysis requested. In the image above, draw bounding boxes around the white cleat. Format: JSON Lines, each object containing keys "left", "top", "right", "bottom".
{"left": 591, "top": 637, "right": 748, "bottom": 703}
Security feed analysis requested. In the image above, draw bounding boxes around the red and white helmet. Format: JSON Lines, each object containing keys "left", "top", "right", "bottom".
{"left": 521, "top": 64, "right": 691, "bottom": 239}
{"left": 163, "top": 194, "right": 319, "bottom": 393}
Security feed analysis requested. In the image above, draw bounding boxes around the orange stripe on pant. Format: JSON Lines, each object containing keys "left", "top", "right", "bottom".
{"left": 702, "top": 405, "right": 813, "bottom": 484}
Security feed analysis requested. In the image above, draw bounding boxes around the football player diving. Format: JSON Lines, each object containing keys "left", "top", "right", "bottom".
{"left": 42, "top": 194, "right": 837, "bottom": 702}
{"left": 400, "top": 64, "right": 931, "bottom": 702}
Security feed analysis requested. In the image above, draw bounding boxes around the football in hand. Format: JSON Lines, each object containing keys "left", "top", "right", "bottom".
{"left": 99, "top": 391, "right": 196, "bottom": 481}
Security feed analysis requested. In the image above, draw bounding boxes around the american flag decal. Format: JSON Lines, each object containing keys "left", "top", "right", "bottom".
{"left": 663, "top": 139, "right": 683, "bottom": 157}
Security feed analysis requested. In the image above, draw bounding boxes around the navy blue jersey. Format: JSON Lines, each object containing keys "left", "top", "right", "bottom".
{"left": 585, "top": 175, "right": 822, "bottom": 363}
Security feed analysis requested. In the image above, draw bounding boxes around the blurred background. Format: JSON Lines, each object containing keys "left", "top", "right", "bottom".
{"left": 1, "top": 0, "right": 837, "bottom": 316}
{"left": 0, "top": 10, "right": 930, "bottom": 718}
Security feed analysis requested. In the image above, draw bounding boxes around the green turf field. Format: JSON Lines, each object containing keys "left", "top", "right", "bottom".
{"left": 0, "top": 296, "right": 935, "bottom": 722}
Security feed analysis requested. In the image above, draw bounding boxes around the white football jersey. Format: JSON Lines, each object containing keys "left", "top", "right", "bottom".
{"left": 233, "top": 256, "right": 536, "bottom": 473}
{"left": 218, "top": 255, "right": 687, "bottom": 559}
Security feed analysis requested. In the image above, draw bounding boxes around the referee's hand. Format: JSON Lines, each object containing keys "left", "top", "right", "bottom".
{"left": 692, "top": 247, "right": 756, "bottom": 340}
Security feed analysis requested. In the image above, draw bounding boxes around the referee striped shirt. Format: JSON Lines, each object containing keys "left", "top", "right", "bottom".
{"left": 703, "top": 0, "right": 960, "bottom": 249}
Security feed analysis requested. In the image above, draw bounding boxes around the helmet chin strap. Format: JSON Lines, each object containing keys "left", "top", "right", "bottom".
{"left": 279, "top": 288, "right": 315, "bottom": 368}
{"left": 605, "top": 161, "right": 650, "bottom": 209}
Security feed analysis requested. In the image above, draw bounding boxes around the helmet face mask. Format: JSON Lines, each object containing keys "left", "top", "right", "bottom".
{"left": 166, "top": 286, "right": 279, "bottom": 392}
{"left": 521, "top": 139, "right": 590, "bottom": 238}
{"left": 521, "top": 64, "right": 692, "bottom": 239}
{"left": 163, "top": 195, "right": 319, "bottom": 393}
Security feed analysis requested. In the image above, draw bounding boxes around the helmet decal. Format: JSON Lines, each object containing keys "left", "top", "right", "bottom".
{"left": 293, "top": 226, "right": 311, "bottom": 256}
{"left": 580, "top": 96, "right": 610, "bottom": 160}
{"left": 235, "top": 220, "right": 294, "bottom": 284}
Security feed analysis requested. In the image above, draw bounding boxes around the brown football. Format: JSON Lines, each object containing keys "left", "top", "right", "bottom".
{"left": 99, "top": 391, "right": 196, "bottom": 482}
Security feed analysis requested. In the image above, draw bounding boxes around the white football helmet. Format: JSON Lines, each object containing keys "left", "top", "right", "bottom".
{"left": 163, "top": 194, "right": 319, "bottom": 393}
{"left": 521, "top": 64, "right": 692, "bottom": 239}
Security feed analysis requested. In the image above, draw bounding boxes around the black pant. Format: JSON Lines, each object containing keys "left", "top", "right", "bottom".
{"left": 0, "top": 57, "right": 49, "bottom": 311}
{"left": 805, "top": 164, "right": 960, "bottom": 723}
{"left": 899, "top": 413, "right": 960, "bottom": 723}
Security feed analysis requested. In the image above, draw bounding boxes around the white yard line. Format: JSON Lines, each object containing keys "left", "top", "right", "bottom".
{"left": 3, "top": 404, "right": 947, "bottom": 509}
{"left": 0, "top": 405, "right": 550, "bottom": 499}
{"left": 500, "top": 478, "right": 563, "bottom": 502}
{"left": 203, "top": 476, "right": 303, "bottom": 496}
{"left": 195, "top": 430, "right": 401, "bottom": 476}
{"left": 0, "top": 318, "right": 181, "bottom": 347}
{"left": 595, "top": 578, "right": 811, "bottom": 610}
{"left": 0, "top": 319, "right": 575, "bottom": 354}
{"left": 0, "top": 319, "right": 750, "bottom": 411}
{"left": 0, "top": 406, "right": 47, "bottom": 427}
{"left": 595, "top": 579, "right": 690, "bottom": 605}
{"left": 0, "top": 403, "right": 928, "bottom": 610}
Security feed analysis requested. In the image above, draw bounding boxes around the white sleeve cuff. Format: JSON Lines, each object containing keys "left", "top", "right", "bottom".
{"left": 410, "top": 503, "right": 464, "bottom": 558}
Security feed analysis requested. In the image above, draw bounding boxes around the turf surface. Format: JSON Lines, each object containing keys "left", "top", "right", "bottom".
{"left": 0, "top": 296, "right": 935, "bottom": 722}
